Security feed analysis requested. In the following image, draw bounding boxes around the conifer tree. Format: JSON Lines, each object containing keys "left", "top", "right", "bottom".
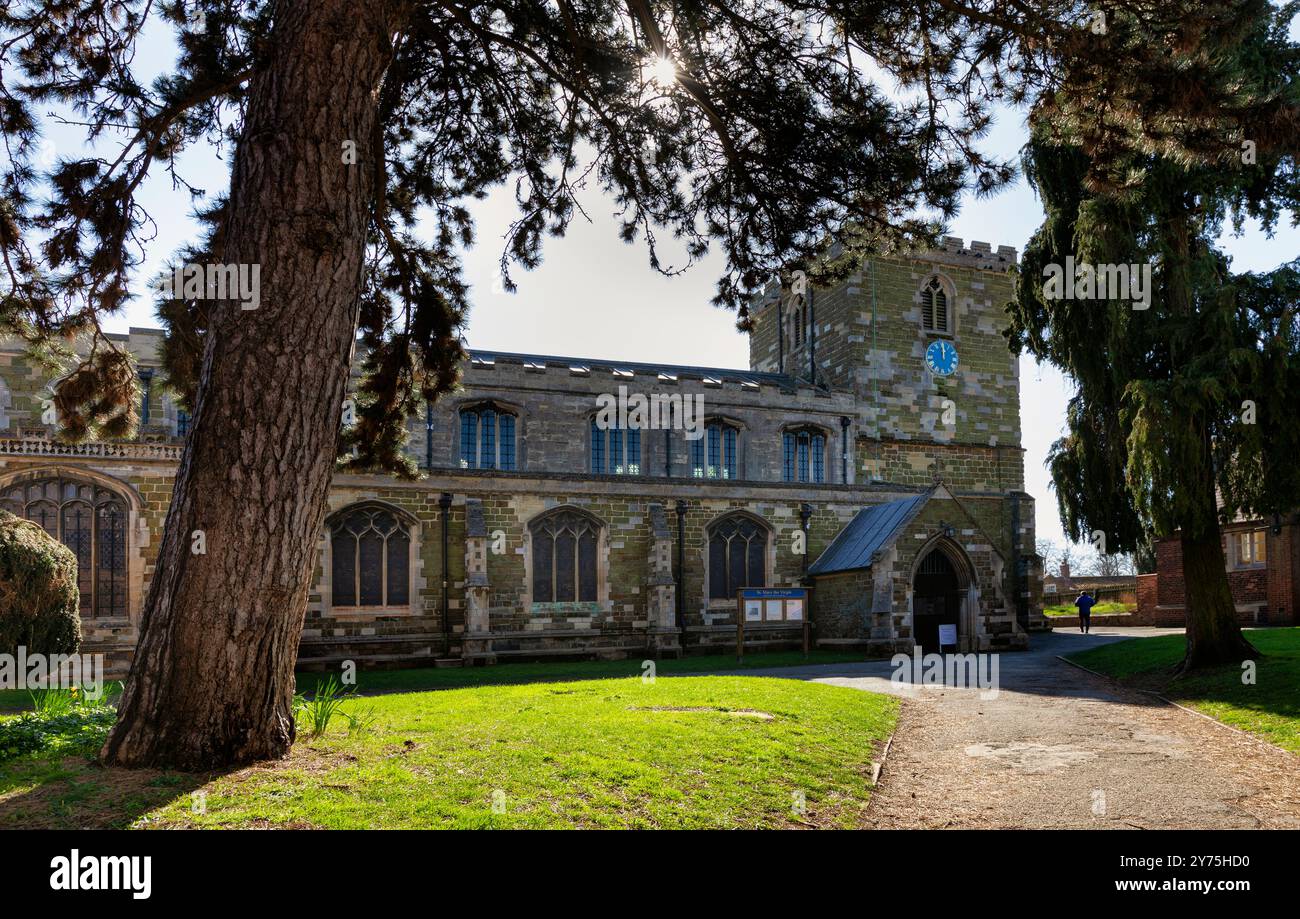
{"left": 2, "top": 1, "right": 1287, "bottom": 764}
{"left": 1010, "top": 3, "right": 1300, "bottom": 669}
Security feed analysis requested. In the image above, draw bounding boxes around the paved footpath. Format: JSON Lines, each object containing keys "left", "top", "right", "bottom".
{"left": 739, "top": 628, "right": 1300, "bottom": 828}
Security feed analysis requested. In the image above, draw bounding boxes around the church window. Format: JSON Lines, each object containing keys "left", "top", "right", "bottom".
{"left": 460, "top": 404, "right": 517, "bottom": 470}
{"left": 591, "top": 419, "right": 641, "bottom": 475}
{"left": 707, "top": 513, "right": 768, "bottom": 600}
{"left": 691, "top": 421, "right": 739, "bottom": 479}
{"left": 530, "top": 508, "right": 600, "bottom": 603}
{"left": 0, "top": 474, "right": 129, "bottom": 618}
{"left": 782, "top": 429, "right": 826, "bottom": 484}
{"left": 329, "top": 505, "right": 411, "bottom": 608}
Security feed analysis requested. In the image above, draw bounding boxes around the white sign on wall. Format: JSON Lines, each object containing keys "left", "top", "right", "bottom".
{"left": 938, "top": 624, "right": 958, "bottom": 648}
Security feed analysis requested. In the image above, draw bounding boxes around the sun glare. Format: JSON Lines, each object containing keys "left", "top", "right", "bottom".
{"left": 648, "top": 55, "right": 678, "bottom": 89}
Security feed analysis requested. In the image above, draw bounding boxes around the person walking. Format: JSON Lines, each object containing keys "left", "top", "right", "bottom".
{"left": 1075, "top": 590, "right": 1096, "bottom": 634}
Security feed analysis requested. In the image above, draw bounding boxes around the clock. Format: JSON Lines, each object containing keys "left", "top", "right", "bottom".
{"left": 925, "top": 339, "right": 958, "bottom": 376}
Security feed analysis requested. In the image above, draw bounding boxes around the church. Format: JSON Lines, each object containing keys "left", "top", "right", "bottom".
{"left": 0, "top": 237, "right": 1046, "bottom": 676}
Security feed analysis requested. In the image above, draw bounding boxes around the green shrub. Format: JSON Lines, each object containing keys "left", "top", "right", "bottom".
{"left": 0, "top": 510, "right": 81, "bottom": 656}
{"left": 0, "top": 707, "right": 116, "bottom": 763}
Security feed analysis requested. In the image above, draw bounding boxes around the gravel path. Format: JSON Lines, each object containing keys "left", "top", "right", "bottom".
{"left": 738, "top": 628, "right": 1300, "bottom": 829}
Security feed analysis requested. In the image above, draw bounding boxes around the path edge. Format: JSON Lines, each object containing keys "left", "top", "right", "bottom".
{"left": 1056, "top": 654, "right": 1296, "bottom": 759}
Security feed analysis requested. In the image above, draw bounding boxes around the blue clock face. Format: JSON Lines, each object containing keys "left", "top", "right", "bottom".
{"left": 925, "top": 339, "right": 958, "bottom": 376}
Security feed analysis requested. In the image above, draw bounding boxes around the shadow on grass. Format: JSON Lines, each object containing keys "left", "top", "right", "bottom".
{"left": 293, "top": 650, "right": 869, "bottom": 698}
{"left": 0, "top": 752, "right": 219, "bottom": 829}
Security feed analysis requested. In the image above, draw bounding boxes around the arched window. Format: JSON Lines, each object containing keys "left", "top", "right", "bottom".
{"left": 691, "top": 421, "right": 739, "bottom": 480}
{"left": 0, "top": 474, "right": 129, "bottom": 617}
{"left": 792, "top": 308, "right": 803, "bottom": 347}
{"left": 921, "top": 276, "right": 950, "bottom": 333}
{"left": 590, "top": 419, "right": 641, "bottom": 475}
{"left": 329, "top": 505, "right": 411, "bottom": 608}
{"left": 708, "top": 513, "right": 768, "bottom": 600}
{"left": 530, "top": 509, "right": 600, "bottom": 603}
{"left": 782, "top": 428, "right": 826, "bottom": 483}
{"left": 460, "top": 404, "right": 517, "bottom": 470}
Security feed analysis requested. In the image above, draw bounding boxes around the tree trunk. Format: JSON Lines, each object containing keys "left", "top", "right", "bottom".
{"left": 102, "top": 0, "right": 398, "bottom": 769}
{"left": 1177, "top": 415, "right": 1258, "bottom": 670}
{"left": 1180, "top": 525, "right": 1258, "bottom": 669}
{"left": 1163, "top": 210, "right": 1258, "bottom": 673}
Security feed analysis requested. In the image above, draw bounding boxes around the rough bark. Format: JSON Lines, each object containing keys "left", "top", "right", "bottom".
{"left": 102, "top": 0, "right": 399, "bottom": 768}
{"left": 1179, "top": 416, "right": 1259, "bottom": 670}
{"left": 1164, "top": 210, "right": 1259, "bottom": 673}
{"left": 1180, "top": 525, "right": 1259, "bottom": 669}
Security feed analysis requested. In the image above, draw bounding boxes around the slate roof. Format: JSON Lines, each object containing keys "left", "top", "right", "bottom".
{"left": 807, "top": 493, "right": 930, "bottom": 576}
{"left": 467, "top": 349, "right": 797, "bottom": 389}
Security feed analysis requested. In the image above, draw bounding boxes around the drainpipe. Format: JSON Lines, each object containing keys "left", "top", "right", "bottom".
{"left": 438, "top": 492, "right": 453, "bottom": 655}
{"left": 839, "top": 415, "right": 851, "bottom": 484}
{"left": 425, "top": 402, "right": 434, "bottom": 470}
{"left": 675, "top": 500, "right": 688, "bottom": 650}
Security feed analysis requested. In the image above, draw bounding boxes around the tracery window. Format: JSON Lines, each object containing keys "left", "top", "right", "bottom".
{"left": 0, "top": 475, "right": 129, "bottom": 617}
{"left": 707, "top": 513, "right": 768, "bottom": 600}
{"left": 329, "top": 505, "right": 411, "bottom": 608}
{"left": 530, "top": 508, "right": 600, "bottom": 603}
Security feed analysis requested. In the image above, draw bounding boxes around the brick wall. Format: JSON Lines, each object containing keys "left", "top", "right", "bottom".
{"left": 1144, "top": 524, "right": 1299, "bottom": 628}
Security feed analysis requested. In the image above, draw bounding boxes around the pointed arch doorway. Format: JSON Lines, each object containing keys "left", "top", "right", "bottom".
{"left": 912, "top": 543, "right": 967, "bottom": 651}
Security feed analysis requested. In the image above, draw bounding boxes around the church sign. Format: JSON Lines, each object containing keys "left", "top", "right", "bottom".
{"left": 736, "top": 588, "right": 810, "bottom": 662}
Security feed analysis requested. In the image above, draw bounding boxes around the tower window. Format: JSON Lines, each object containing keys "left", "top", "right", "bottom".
{"left": 921, "top": 276, "right": 950, "bottom": 333}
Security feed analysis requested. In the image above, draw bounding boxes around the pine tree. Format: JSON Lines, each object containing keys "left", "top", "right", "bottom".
{"left": 2, "top": 1, "right": 1288, "bottom": 765}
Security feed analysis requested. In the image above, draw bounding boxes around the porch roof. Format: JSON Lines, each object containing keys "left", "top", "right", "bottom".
{"left": 807, "top": 492, "right": 929, "bottom": 576}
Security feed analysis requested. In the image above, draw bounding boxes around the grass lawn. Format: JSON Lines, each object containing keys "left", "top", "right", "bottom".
{"left": 1043, "top": 601, "right": 1136, "bottom": 617}
{"left": 0, "top": 649, "right": 868, "bottom": 713}
{"left": 0, "top": 675, "right": 897, "bottom": 829}
{"left": 1067, "top": 627, "right": 1300, "bottom": 754}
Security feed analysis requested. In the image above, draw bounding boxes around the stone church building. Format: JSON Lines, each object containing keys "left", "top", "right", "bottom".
{"left": 0, "top": 238, "right": 1045, "bottom": 675}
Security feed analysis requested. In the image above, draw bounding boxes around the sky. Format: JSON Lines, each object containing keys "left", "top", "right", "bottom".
{"left": 28, "top": 15, "right": 1300, "bottom": 553}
